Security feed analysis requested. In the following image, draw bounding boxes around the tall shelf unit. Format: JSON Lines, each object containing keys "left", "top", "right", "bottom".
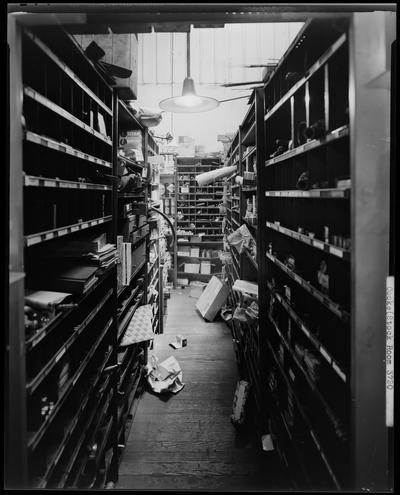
{"left": 175, "top": 157, "right": 223, "bottom": 284}
{"left": 115, "top": 99, "right": 151, "bottom": 464}
{"left": 6, "top": 18, "right": 154, "bottom": 489}
{"left": 223, "top": 14, "right": 394, "bottom": 491}
{"left": 222, "top": 90, "right": 265, "bottom": 432}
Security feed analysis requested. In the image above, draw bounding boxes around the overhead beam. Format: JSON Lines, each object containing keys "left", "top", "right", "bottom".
{"left": 7, "top": 3, "right": 396, "bottom": 14}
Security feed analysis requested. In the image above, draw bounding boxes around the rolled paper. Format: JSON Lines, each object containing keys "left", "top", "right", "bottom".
{"left": 195, "top": 165, "right": 237, "bottom": 186}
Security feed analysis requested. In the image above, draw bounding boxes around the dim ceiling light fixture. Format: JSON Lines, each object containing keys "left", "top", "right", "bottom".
{"left": 159, "top": 29, "right": 250, "bottom": 113}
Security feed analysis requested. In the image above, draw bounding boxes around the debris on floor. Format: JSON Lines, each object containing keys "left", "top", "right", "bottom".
{"left": 169, "top": 335, "right": 187, "bottom": 349}
{"left": 231, "top": 380, "right": 250, "bottom": 427}
{"left": 146, "top": 355, "right": 185, "bottom": 394}
{"left": 261, "top": 434, "right": 275, "bottom": 451}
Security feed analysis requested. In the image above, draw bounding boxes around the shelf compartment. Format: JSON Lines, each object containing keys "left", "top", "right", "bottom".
{"left": 27, "top": 317, "right": 113, "bottom": 452}
{"left": 266, "top": 252, "right": 349, "bottom": 321}
{"left": 24, "top": 175, "right": 112, "bottom": 191}
{"left": 265, "top": 188, "right": 349, "bottom": 199}
{"left": 26, "top": 288, "right": 113, "bottom": 395}
{"left": 266, "top": 221, "right": 350, "bottom": 260}
{"left": 36, "top": 373, "right": 113, "bottom": 488}
{"left": 242, "top": 122, "right": 256, "bottom": 146}
{"left": 117, "top": 285, "right": 142, "bottom": 320}
{"left": 242, "top": 146, "right": 256, "bottom": 161}
{"left": 24, "top": 29, "right": 112, "bottom": 116}
{"left": 24, "top": 86, "right": 112, "bottom": 146}
{"left": 264, "top": 125, "right": 349, "bottom": 167}
{"left": 25, "top": 131, "right": 112, "bottom": 169}
{"left": 25, "top": 215, "right": 112, "bottom": 247}
{"left": 57, "top": 390, "right": 113, "bottom": 489}
{"left": 264, "top": 33, "right": 347, "bottom": 122}
{"left": 269, "top": 314, "right": 348, "bottom": 434}
{"left": 266, "top": 340, "right": 341, "bottom": 490}
{"left": 244, "top": 248, "right": 258, "bottom": 269}
{"left": 25, "top": 265, "right": 114, "bottom": 352}
{"left": 269, "top": 287, "right": 347, "bottom": 383}
{"left": 117, "top": 298, "right": 142, "bottom": 342}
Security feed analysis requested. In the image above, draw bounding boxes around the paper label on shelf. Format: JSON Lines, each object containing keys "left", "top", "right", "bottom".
{"left": 59, "top": 229, "right": 68, "bottom": 236}
{"left": 44, "top": 180, "right": 54, "bottom": 187}
{"left": 55, "top": 347, "right": 66, "bottom": 363}
{"left": 45, "top": 233, "right": 53, "bottom": 240}
{"left": 82, "top": 223, "right": 89, "bottom": 228}
{"left": 71, "top": 226, "right": 79, "bottom": 232}
{"left": 313, "top": 240, "right": 324, "bottom": 250}
{"left": 386, "top": 276, "right": 394, "bottom": 427}
{"left": 319, "top": 346, "right": 331, "bottom": 363}
{"left": 329, "top": 246, "right": 343, "bottom": 257}
{"left": 332, "top": 362, "right": 346, "bottom": 382}
{"left": 301, "top": 325, "right": 310, "bottom": 338}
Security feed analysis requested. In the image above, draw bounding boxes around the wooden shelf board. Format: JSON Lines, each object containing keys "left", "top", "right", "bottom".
{"left": 24, "top": 86, "right": 112, "bottom": 146}
{"left": 25, "top": 130, "right": 112, "bottom": 168}
{"left": 24, "top": 174, "right": 112, "bottom": 191}
{"left": 264, "top": 33, "right": 347, "bottom": 122}
{"left": 266, "top": 221, "right": 350, "bottom": 260}
{"left": 25, "top": 215, "right": 112, "bottom": 247}
{"left": 25, "top": 29, "right": 112, "bottom": 116}
{"left": 264, "top": 125, "right": 349, "bottom": 167}
{"left": 266, "top": 251, "right": 350, "bottom": 320}
{"left": 265, "top": 188, "right": 350, "bottom": 199}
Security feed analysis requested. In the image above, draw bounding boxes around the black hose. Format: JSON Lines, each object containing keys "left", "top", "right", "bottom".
{"left": 149, "top": 206, "right": 176, "bottom": 245}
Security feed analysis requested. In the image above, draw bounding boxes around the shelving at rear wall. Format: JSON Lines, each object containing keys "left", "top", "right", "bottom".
{"left": 174, "top": 157, "right": 224, "bottom": 284}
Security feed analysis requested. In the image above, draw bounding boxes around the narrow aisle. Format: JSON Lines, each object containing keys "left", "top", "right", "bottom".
{"left": 118, "top": 288, "right": 286, "bottom": 491}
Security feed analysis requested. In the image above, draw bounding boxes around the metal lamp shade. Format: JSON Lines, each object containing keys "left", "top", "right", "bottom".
{"left": 159, "top": 77, "right": 219, "bottom": 113}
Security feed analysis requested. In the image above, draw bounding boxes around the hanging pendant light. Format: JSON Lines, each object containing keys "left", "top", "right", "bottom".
{"left": 159, "top": 29, "right": 219, "bottom": 113}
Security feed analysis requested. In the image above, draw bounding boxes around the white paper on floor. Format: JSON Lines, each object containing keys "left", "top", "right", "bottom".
{"left": 261, "top": 434, "right": 274, "bottom": 451}
{"left": 146, "top": 355, "right": 185, "bottom": 394}
{"left": 169, "top": 335, "right": 187, "bottom": 349}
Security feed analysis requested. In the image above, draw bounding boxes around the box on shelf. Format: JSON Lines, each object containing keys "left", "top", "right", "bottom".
{"left": 177, "top": 278, "right": 189, "bottom": 287}
{"left": 178, "top": 246, "right": 190, "bottom": 256}
{"left": 200, "top": 262, "right": 212, "bottom": 274}
{"left": 196, "top": 275, "right": 229, "bottom": 321}
{"left": 184, "top": 263, "right": 200, "bottom": 274}
{"left": 191, "top": 235, "right": 202, "bottom": 242}
{"left": 190, "top": 247, "right": 200, "bottom": 257}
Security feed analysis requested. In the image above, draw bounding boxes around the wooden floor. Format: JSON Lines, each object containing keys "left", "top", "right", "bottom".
{"left": 117, "top": 288, "right": 288, "bottom": 491}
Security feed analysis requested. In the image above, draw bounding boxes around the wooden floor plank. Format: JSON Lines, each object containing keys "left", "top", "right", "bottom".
{"left": 118, "top": 287, "right": 288, "bottom": 490}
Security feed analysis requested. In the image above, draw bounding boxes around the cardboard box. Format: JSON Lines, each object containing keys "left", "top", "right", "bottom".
{"left": 196, "top": 276, "right": 229, "bottom": 321}
{"left": 184, "top": 263, "right": 200, "bottom": 274}
{"left": 200, "top": 262, "right": 212, "bottom": 274}
{"left": 177, "top": 246, "right": 190, "bottom": 257}
{"left": 190, "top": 247, "right": 200, "bottom": 257}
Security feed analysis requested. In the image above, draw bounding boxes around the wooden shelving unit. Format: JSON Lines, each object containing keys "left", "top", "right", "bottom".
{"left": 222, "top": 14, "right": 394, "bottom": 492}
{"left": 6, "top": 19, "right": 156, "bottom": 489}
{"left": 174, "top": 157, "right": 223, "bottom": 283}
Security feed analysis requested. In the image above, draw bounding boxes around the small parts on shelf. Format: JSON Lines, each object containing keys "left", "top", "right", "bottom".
{"left": 304, "top": 119, "right": 326, "bottom": 140}
{"left": 296, "top": 171, "right": 310, "bottom": 190}
{"left": 317, "top": 260, "right": 330, "bottom": 295}
{"left": 269, "top": 139, "right": 289, "bottom": 158}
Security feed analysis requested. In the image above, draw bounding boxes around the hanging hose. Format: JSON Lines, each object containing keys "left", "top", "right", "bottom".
{"left": 149, "top": 205, "right": 176, "bottom": 245}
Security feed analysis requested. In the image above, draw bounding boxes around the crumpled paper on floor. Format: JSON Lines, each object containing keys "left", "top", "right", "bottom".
{"left": 146, "top": 355, "right": 185, "bottom": 394}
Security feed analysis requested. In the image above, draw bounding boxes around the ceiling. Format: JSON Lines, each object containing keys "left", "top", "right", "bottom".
{"left": 8, "top": 3, "right": 396, "bottom": 34}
